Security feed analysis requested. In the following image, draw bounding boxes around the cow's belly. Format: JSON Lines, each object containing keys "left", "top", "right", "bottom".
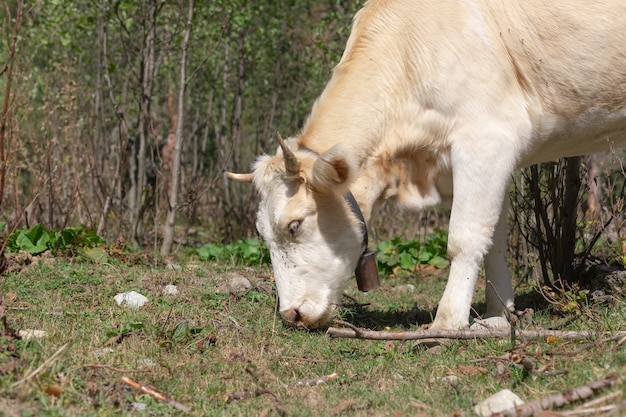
{"left": 519, "top": 107, "right": 626, "bottom": 167}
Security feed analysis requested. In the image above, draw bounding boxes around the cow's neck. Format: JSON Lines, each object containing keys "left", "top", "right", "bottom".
{"left": 298, "top": 64, "right": 452, "bottom": 225}
{"left": 298, "top": 67, "right": 395, "bottom": 223}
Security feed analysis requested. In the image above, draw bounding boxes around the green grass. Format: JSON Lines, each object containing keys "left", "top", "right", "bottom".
{"left": 1, "top": 255, "right": 625, "bottom": 416}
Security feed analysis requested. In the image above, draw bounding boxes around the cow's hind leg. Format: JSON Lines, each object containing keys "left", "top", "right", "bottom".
{"left": 430, "top": 131, "right": 516, "bottom": 330}
{"left": 473, "top": 196, "right": 514, "bottom": 329}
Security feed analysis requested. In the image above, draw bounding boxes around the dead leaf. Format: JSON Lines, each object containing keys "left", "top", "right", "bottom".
{"left": 86, "top": 381, "right": 99, "bottom": 396}
{"left": 6, "top": 292, "right": 18, "bottom": 303}
{"left": 44, "top": 384, "right": 64, "bottom": 397}
{"left": 331, "top": 399, "right": 357, "bottom": 414}
{"left": 383, "top": 340, "right": 395, "bottom": 351}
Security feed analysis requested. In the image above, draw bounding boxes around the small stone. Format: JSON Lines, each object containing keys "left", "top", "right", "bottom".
{"left": 18, "top": 329, "right": 47, "bottom": 340}
{"left": 473, "top": 389, "right": 525, "bottom": 417}
{"left": 163, "top": 284, "right": 179, "bottom": 295}
{"left": 166, "top": 262, "right": 181, "bottom": 271}
{"left": 92, "top": 348, "right": 114, "bottom": 357}
{"left": 114, "top": 291, "right": 149, "bottom": 308}
{"left": 137, "top": 358, "right": 155, "bottom": 367}
{"left": 229, "top": 276, "right": 251, "bottom": 292}
{"left": 216, "top": 272, "right": 252, "bottom": 293}
{"left": 393, "top": 284, "right": 416, "bottom": 293}
{"left": 441, "top": 375, "right": 459, "bottom": 386}
{"left": 131, "top": 402, "right": 147, "bottom": 411}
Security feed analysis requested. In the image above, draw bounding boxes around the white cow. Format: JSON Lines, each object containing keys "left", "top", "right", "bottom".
{"left": 229, "top": 0, "right": 626, "bottom": 329}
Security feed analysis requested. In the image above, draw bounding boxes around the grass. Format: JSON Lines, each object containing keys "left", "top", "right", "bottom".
{"left": 1, "top": 253, "right": 625, "bottom": 416}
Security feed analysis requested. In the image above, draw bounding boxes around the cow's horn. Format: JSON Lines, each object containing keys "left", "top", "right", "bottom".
{"left": 226, "top": 172, "right": 254, "bottom": 183}
{"left": 276, "top": 132, "right": 300, "bottom": 175}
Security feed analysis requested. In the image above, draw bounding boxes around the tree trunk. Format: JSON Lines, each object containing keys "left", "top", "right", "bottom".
{"left": 218, "top": 27, "right": 231, "bottom": 208}
{"left": 161, "top": 0, "right": 194, "bottom": 256}
{"left": 130, "top": 0, "right": 158, "bottom": 245}
{"left": 0, "top": 0, "right": 23, "bottom": 211}
{"left": 557, "top": 156, "right": 582, "bottom": 282}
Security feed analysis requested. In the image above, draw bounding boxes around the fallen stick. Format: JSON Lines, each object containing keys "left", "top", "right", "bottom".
{"left": 11, "top": 343, "right": 70, "bottom": 388}
{"left": 121, "top": 376, "right": 190, "bottom": 413}
{"left": 81, "top": 364, "right": 152, "bottom": 374}
{"left": 327, "top": 326, "right": 626, "bottom": 341}
{"left": 490, "top": 374, "right": 619, "bottom": 417}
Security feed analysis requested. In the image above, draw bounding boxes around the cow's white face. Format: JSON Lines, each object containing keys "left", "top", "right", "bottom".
{"left": 244, "top": 137, "right": 364, "bottom": 328}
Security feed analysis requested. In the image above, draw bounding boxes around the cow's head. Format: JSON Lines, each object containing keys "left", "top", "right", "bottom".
{"left": 228, "top": 134, "right": 378, "bottom": 328}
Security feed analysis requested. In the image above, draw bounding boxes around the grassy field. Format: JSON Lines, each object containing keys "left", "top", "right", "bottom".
{"left": 1, "top": 251, "right": 625, "bottom": 416}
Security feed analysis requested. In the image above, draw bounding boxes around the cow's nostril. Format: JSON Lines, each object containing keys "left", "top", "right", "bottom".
{"left": 281, "top": 308, "right": 303, "bottom": 325}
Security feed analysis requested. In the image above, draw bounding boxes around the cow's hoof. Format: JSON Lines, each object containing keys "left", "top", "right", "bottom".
{"left": 470, "top": 316, "right": 510, "bottom": 330}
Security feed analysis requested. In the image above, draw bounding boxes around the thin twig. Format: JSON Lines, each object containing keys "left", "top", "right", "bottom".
{"left": 547, "top": 334, "right": 626, "bottom": 357}
{"left": 332, "top": 319, "right": 363, "bottom": 337}
{"left": 122, "top": 376, "right": 191, "bottom": 413}
{"left": 327, "top": 326, "right": 626, "bottom": 341}
{"left": 11, "top": 343, "right": 70, "bottom": 388}
{"left": 491, "top": 374, "right": 619, "bottom": 417}
{"left": 80, "top": 364, "right": 153, "bottom": 374}
{"left": 281, "top": 356, "right": 328, "bottom": 364}
{"left": 579, "top": 390, "right": 622, "bottom": 408}
{"left": 486, "top": 280, "right": 519, "bottom": 346}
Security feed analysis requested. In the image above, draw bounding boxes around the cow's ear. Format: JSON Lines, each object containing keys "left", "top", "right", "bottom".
{"left": 309, "top": 144, "right": 357, "bottom": 194}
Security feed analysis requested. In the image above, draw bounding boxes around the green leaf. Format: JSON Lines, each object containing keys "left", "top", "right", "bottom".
{"left": 16, "top": 224, "right": 51, "bottom": 255}
{"left": 428, "top": 256, "right": 450, "bottom": 269}
{"left": 172, "top": 320, "right": 190, "bottom": 343}
{"left": 84, "top": 246, "right": 108, "bottom": 263}
{"left": 197, "top": 243, "right": 224, "bottom": 260}
{"left": 399, "top": 252, "right": 416, "bottom": 270}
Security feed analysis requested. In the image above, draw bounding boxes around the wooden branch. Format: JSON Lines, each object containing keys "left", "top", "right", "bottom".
{"left": 11, "top": 343, "right": 69, "bottom": 388}
{"left": 491, "top": 374, "right": 619, "bottom": 417}
{"left": 81, "top": 364, "right": 152, "bottom": 374}
{"left": 327, "top": 326, "right": 626, "bottom": 341}
{"left": 122, "top": 376, "right": 190, "bottom": 413}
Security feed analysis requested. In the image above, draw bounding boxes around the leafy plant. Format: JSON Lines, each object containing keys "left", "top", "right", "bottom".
{"left": 196, "top": 237, "right": 270, "bottom": 266}
{"left": 538, "top": 280, "right": 590, "bottom": 316}
{"left": 4, "top": 224, "right": 105, "bottom": 255}
{"left": 376, "top": 229, "right": 449, "bottom": 275}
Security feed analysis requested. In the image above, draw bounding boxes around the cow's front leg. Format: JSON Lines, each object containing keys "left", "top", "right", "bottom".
{"left": 430, "top": 135, "right": 516, "bottom": 330}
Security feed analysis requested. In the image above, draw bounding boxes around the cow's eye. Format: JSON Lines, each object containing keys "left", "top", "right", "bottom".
{"left": 288, "top": 219, "right": 302, "bottom": 237}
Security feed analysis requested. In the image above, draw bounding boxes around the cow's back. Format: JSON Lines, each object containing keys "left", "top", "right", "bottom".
{"left": 331, "top": 0, "right": 626, "bottom": 166}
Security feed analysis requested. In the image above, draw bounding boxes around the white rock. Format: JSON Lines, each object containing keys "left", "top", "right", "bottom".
{"left": 393, "top": 284, "right": 416, "bottom": 293}
{"left": 473, "top": 389, "right": 525, "bottom": 417}
{"left": 131, "top": 402, "right": 147, "bottom": 411}
{"left": 137, "top": 358, "right": 155, "bottom": 367}
{"left": 163, "top": 284, "right": 179, "bottom": 295}
{"left": 441, "top": 375, "right": 459, "bottom": 386}
{"left": 166, "top": 262, "right": 181, "bottom": 270}
{"left": 92, "top": 348, "right": 114, "bottom": 357}
{"left": 18, "top": 329, "right": 47, "bottom": 340}
{"left": 227, "top": 274, "right": 251, "bottom": 293}
{"left": 114, "top": 291, "right": 149, "bottom": 308}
